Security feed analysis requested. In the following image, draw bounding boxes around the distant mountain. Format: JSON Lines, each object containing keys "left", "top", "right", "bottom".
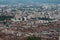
{"left": 0, "top": 0, "right": 60, "bottom": 5}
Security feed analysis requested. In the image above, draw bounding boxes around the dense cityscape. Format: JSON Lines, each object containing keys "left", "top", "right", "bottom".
{"left": 0, "top": 3, "right": 60, "bottom": 40}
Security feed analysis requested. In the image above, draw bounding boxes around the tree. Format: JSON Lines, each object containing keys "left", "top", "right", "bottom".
{"left": 27, "top": 36, "right": 41, "bottom": 40}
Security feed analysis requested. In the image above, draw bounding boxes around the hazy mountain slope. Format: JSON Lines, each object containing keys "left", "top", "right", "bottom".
{"left": 0, "top": 0, "right": 60, "bottom": 4}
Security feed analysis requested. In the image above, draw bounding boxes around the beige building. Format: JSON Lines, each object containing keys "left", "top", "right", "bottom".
{"left": 15, "top": 10, "right": 23, "bottom": 19}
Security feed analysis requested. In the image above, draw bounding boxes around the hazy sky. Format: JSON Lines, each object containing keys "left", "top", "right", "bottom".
{"left": 0, "top": 0, "right": 60, "bottom": 4}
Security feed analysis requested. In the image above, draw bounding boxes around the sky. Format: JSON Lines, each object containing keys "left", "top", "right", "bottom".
{"left": 0, "top": 0, "right": 60, "bottom": 4}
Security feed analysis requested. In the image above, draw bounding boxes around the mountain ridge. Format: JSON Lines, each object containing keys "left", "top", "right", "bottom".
{"left": 0, "top": 0, "right": 60, "bottom": 5}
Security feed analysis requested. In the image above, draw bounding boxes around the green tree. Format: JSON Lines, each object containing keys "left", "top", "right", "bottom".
{"left": 27, "top": 36, "right": 41, "bottom": 40}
